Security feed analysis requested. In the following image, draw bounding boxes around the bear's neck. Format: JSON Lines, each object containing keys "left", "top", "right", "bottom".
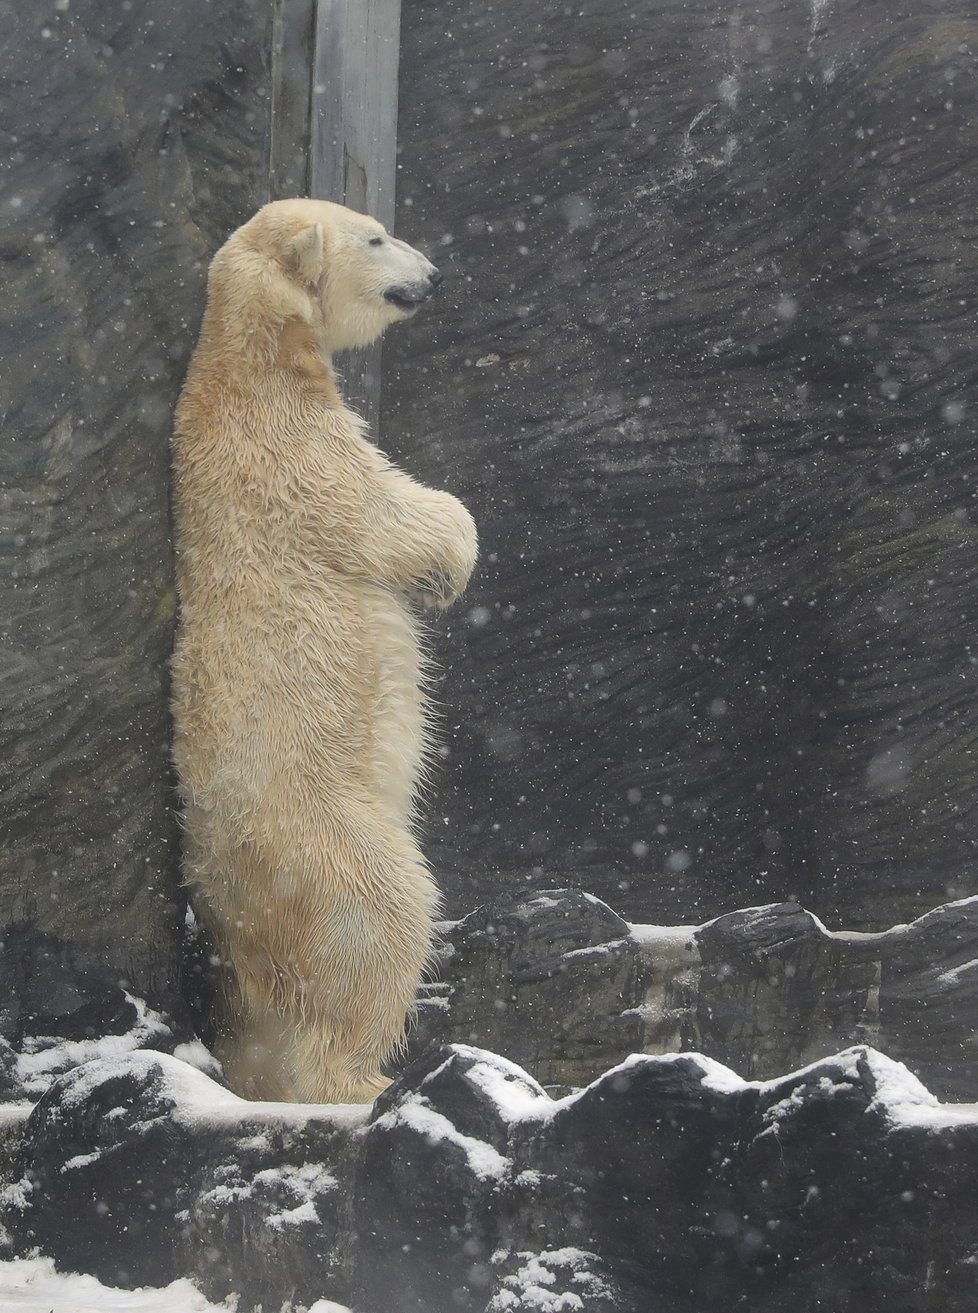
{"left": 198, "top": 268, "right": 349, "bottom": 409}
{"left": 198, "top": 299, "right": 345, "bottom": 411}
{"left": 274, "top": 317, "right": 344, "bottom": 408}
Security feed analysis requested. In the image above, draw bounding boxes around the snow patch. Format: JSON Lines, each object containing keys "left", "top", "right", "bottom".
{"left": 0, "top": 1256, "right": 356, "bottom": 1312}
{"left": 62, "top": 1150, "right": 102, "bottom": 1172}
{"left": 171, "top": 1040, "right": 221, "bottom": 1074}
{"left": 445, "top": 1046, "right": 553, "bottom": 1122}
{"left": 559, "top": 939, "right": 627, "bottom": 962}
{"left": 627, "top": 922, "right": 697, "bottom": 948}
{"left": 938, "top": 958, "right": 978, "bottom": 986}
{"left": 379, "top": 1094, "right": 509, "bottom": 1180}
{"left": 15, "top": 994, "right": 173, "bottom": 1098}
{"left": 488, "top": 1250, "right": 611, "bottom": 1313}
{"left": 201, "top": 1161, "right": 337, "bottom": 1232}
{"left": 0, "top": 1256, "right": 235, "bottom": 1311}
{"left": 754, "top": 1047, "right": 978, "bottom": 1130}
{"left": 579, "top": 892, "right": 620, "bottom": 915}
{"left": 583, "top": 1049, "right": 745, "bottom": 1098}
{"left": 861, "top": 1050, "right": 946, "bottom": 1126}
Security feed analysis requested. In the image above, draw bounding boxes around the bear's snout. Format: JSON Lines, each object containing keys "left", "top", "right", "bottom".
{"left": 384, "top": 269, "right": 442, "bottom": 313}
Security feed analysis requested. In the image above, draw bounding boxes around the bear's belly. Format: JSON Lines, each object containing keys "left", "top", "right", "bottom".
{"left": 173, "top": 574, "right": 426, "bottom": 833}
{"left": 359, "top": 583, "right": 427, "bottom": 827}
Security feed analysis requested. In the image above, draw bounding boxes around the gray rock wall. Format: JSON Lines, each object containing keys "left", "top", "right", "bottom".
{"left": 3, "top": 0, "right": 977, "bottom": 1143}
{"left": 386, "top": 0, "right": 978, "bottom": 929}
{"left": 0, "top": 0, "right": 273, "bottom": 1001}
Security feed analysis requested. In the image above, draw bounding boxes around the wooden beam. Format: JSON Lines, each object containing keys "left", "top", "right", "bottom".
{"left": 311, "top": 0, "right": 403, "bottom": 434}
{"left": 268, "top": 0, "right": 316, "bottom": 201}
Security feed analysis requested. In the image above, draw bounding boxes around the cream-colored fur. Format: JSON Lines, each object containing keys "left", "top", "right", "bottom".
{"left": 171, "top": 199, "right": 477, "bottom": 1103}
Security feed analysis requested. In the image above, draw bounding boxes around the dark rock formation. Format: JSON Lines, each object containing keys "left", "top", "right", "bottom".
{"left": 0, "top": 920, "right": 219, "bottom": 1103}
{"left": 0, "top": 0, "right": 272, "bottom": 1002}
{"left": 413, "top": 888, "right": 978, "bottom": 1100}
{"left": 387, "top": 0, "right": 978, "bottom": 930}
{"left": 6, "top": 1051, "right": 365, "bottom": 1308}
{"left": 6, "top": 1042, "right": 978, "bottom": 1312}
{"left": 414, "top": 891, "right": 646, "bottom": 1089}
{"left": 0, "top": 1042, "right": 24, "bottom": 1105}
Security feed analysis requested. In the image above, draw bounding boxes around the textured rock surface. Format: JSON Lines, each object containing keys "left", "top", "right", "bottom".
{"left": 0, "top": 920, "right": 220, "bottom": 1105}
{"left": 6, "top": 0, "right": 976, "bottom": 1074}
{"left": 0, "top": 0, "right": 271, "bottom": 999}
{"left": 412, "top": 888, "right": 978, "bottom": 1100}
{"left": 387, "top": 0, "right": 978, "bottom": 928}
{"left": 6, "top": 1051, "right": 366, "bottom": 1309}
{"left": 413, "top": 891, "right": 647, "bottom": 1090}
{"left": 6, "top": 1043, "right": 978, "bottom": 1312}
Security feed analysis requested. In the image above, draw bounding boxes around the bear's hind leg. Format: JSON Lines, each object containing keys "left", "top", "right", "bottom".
{"left": 286, "top": 820, "right": 438, "bottom": 1105}
{"left": 215, "top": 1006, "right": 302, "bottom": 1103}
{"left": 290, "top": 1019, "right": 393, "bottom": 1105}
{"left": 203, "top": 821, "right": 437, "bottom": 1105}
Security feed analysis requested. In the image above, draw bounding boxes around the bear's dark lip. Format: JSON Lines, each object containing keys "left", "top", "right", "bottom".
{"left": 384, "top": 289, "right": 424, "bottom": 312}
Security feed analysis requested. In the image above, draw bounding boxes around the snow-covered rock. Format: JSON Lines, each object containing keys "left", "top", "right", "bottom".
{"left": 4, "top": 891, "right": 978, "bottom": 1310}
{"left": 7, "top": 1040, "right": 973, "bottom": 1312}
{"left": 0, "top": 921, "right": 221, "bottom": 1105}
{"left": 5, "top": 1051, "right": 367, "bottom": 1311}
{"left": 0, "top": 1256, "right": 236, "bottom": 1312}
{"left": 413, "top": 889, "right": 978, "bottom": 1099}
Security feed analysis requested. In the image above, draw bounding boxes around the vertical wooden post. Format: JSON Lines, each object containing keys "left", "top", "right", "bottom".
{"left": 310, "top": 0, "right": 403, "bottom": 434}
{"left": 268, "top": 0, "right": 401, "bottom": 433}
{"left": 268, "top": 0, "right": 317, "bottom": 201}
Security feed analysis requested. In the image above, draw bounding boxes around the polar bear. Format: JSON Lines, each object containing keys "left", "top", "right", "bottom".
{"left": 171, "top": 199, "right": 477, "bottom": 1103}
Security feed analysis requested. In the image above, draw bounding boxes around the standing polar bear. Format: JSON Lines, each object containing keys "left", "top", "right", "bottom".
{"left": 171, "top": 199, "right": 477, "bottom": 1103}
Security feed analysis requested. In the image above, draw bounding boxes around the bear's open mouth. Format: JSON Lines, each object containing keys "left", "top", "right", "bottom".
{"left": 384, "top": 289, "right": 423, "bottom": 313}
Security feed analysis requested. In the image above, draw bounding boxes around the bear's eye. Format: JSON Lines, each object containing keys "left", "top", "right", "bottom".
{"left": 368, "top": 236, "right": 384, "bottom": 247}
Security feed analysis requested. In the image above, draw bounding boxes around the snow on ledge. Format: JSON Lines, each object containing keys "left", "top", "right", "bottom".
{"left": 627, "top": 922, "right": 698, "bottom": 948}
{"left": 371, "top": 1041, "right": 978, "bottom": 1138}
{"left": 23, "top": 1040, "right": 978, "bottom": 1144}
{"left": 55, "top": 1050, "right": 372, "bottom": 1132}
{"left": 538, "top": 1045, "right": 978, "bottom": 1130}
{"left": 628, "top": 892, "right": 978, "bottom": 949}
{"left": 0, "top": 1255, "right": 233, "bottom": 1312}
{"left": 0, "top": 1256, "right": 355, "bottom": 1312}
{"left": 14, "top": 994, "right": 179, "bottom": 1099}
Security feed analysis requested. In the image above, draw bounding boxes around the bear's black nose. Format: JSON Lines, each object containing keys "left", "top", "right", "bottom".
{"left": 428, "top": 268, "right": 443, "bottom": 287}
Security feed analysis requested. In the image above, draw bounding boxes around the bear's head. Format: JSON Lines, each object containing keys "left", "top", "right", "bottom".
{"left": 211, "top": 198, "right": 442, "bottom": 356}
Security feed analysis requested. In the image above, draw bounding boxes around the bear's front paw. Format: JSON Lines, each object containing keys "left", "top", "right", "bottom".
{"left": 409, "top": 498, "right": 476, "bottom": 610}
{"left": 408, "top": 568, "right": 461, "bottom": 611}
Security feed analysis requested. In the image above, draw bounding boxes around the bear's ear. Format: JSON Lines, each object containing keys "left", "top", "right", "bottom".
{"left": 284, "top": 222, "right": 325, "bottom": 284}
